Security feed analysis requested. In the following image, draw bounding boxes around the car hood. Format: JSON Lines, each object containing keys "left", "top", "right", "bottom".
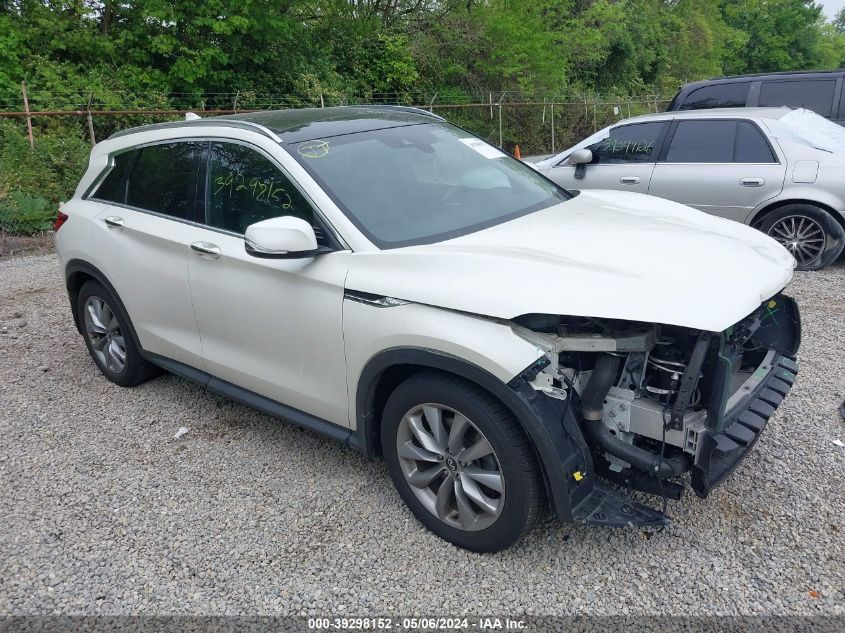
{"left": 345, "top": 190, "right": 796, "bottom": 332}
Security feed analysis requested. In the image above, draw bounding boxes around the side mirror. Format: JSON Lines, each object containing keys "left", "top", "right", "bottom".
{"left": 244, "top": 216, "right": 320, "bottom": 259}
{"left": 567, "top": 148, "right": 593, "bottom": 180}
{"left": 568, "top": 148, "right": 594, "bottom": 165}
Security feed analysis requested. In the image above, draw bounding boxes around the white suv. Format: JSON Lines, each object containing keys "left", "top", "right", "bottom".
{"left": 56, "top": 106, "right": 801, "bottom": 552}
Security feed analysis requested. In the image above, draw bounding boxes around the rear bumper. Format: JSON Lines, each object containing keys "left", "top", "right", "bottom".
{"left": 691, "top": 354, "right": 798, "bottom": 497}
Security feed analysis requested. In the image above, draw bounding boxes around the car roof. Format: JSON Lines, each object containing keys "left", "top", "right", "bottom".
{"left": 679, "top": 69, "right": 844, "bottom": 89}
{"left": 108, "top": 105, "right": 445, "bottom": 144}
{"left": 616, "top": 107, "right": 792, "bottom": 126}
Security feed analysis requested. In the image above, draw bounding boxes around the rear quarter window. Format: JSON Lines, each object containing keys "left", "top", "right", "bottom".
{"left": 758, "top": 79, "right": 836, "bottom": 118}
{"left": 90, "top": 151, "right": 132, "bottom": 203}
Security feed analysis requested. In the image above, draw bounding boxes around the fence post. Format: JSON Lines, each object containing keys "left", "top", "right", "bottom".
{"left": 428, "top": 92, "right": 437, "bottom": 113}
{"left": 21, "top": 81, "right": 34, "bottom": 149}
{"left": 233, "top": 90, "right": 240, "bottom": 113}
{"left": 320, "top": 93, "right": 324, "bottom": 108}
{"left": 497, "top": 92, "right": 507, "bottom": 148}
{"left": 551, "top": 101, "right": 555, "bottom": 155}
{"left": 86, "top": 92, "right": 96, "bottom": 145}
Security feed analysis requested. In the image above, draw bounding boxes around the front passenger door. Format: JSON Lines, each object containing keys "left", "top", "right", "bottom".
{"left": 546, "top": 121, "right": 668, "bottom": 194}
{"left": 187, "top": 141, "right": 351, "bottom": 427}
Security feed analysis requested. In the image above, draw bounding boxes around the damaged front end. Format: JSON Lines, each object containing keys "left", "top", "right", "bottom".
{"left": 512, "top": 293, "right": 801, "bottom": 518}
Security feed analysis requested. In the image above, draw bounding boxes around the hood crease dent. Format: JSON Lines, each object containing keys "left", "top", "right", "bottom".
{"left": 346, "top": 190, "right": 795, "bottom": 333}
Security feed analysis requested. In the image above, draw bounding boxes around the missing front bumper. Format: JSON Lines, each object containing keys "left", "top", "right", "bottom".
{"left": 691, "top": 355, "right": 798, "bottom": 497}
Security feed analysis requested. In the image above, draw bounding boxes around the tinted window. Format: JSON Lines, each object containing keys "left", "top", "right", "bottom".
{"left": 587, "top": 122, "right": 666, "bottom": 164}
{"left": 92, "top": 151, "right": 132, "bottom": 203}
{"left": 734, "top": 121, "right": 775, "bottom": 163}
{"left": 665, "top": 120, "right": 777, "bottom": 163}
{"left": 758, "top": 80, "right": 836, "bottom": 117}
{"left": 207, "top": 142, "right": 314, "bottom": 234}
{"left": 679, "top": 83, "right": 749, "bottom": 110}
{"left": 666, "top": 120, "right": 736, "bottom": 163}
{"left": 126, "top": 142, "right": 201, "bottom": 220}
{"left": 291, "top": 123, "right": 569, "bottom": 249}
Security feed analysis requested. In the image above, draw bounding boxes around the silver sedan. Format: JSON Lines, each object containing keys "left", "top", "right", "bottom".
{"left": 532, "top": 107, "right": 845, "bottom": 270}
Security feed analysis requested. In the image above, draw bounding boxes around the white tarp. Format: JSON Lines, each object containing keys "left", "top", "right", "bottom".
{"left": 766, "top": 108, "right": 845, "bottom": 155}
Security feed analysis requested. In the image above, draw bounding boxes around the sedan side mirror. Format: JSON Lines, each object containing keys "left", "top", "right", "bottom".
{"left": 244, "top": 216, "right": 320, "bottom": 259}
{"left": 567, "top": 148, "right": 593, "bottom": 180}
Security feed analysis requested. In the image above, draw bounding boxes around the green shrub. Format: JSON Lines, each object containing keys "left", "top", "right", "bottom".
{"left": 0, "top": 190, "right": 54, "bottom": 234}
{"left": 0, "top": 121, "right": 90, "bottom": 199}
{"left": 0, "top": 120, "right": 89, "bottom": 235}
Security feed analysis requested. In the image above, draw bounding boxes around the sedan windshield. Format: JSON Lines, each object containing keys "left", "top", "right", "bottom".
{"left": 290, "top": 123, "right": 571, "bottom": 248}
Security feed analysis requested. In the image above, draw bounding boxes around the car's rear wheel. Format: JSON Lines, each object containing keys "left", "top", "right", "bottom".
{"left": 77, "top": 280, "right": 160, "bottom": 387}
{"left": 381, "top": 372, "right": 543, "bottom": 552}
{"left": 759, "top": 204, "right": 844, "bottom": 271}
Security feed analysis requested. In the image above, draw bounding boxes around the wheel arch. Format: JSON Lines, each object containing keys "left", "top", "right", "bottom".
{"left": 749, "top": 198, "right": 845, "bottom": 234}
{"left": 64, "top": 259, "right": 142, "bottom": 350}
{"left": 355, "top": 347, "right": 579, "bottom": 520}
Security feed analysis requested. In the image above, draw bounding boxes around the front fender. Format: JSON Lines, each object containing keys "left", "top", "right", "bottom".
{"left": 355, "top": 347, "right": 591, "bottom": 522}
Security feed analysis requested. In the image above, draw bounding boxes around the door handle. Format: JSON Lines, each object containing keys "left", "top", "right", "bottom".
{"left": 104, "top": 216, "right": 124, "bottom": 228}
{"left": 190, "top": 241, "right": 221, "bottom": 259}
{"left": 740, "top": 177, "right": 765, "bottom": 187}
{"left": 620, "top": 176, "right": 640, "bottom": 185}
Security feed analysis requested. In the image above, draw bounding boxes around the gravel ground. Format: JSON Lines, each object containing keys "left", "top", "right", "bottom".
{"left": 1, "top": 253, "right": 843, "bottom": 617}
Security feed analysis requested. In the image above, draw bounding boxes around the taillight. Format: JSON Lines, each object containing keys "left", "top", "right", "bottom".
{"left": 54, "top": 210, "right": 69, "bottom": 232}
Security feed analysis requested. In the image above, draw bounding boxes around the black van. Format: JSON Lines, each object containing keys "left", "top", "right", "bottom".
{"left": 667, "top": 70, "right": 845, "bottom": 125}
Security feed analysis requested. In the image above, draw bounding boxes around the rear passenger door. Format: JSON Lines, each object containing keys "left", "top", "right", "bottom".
{"left": 87, "top": 141, "right": 204, "bottom": 368}
{"left": 648, "top": 119, "right": 786, "bottom": 222}
{"left": 546, "top": 121, "right": 668, "bottom": 194}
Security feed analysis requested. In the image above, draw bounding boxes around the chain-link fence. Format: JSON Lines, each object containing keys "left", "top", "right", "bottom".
{"left": 1, "top": 88, "right": 673, "bottom": 156}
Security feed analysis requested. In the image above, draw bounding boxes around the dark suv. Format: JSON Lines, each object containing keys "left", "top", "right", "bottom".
{"left": 667, "top": 70, "right": 845, "bottom": 126}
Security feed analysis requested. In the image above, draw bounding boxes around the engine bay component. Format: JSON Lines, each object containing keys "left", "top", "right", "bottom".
{"left": 580, "top": 353, "right": 691, "bottom": 479}
{"left": 514, "top": 294, "right": 801, "bottom": 500}
{"left": 512, "top": 316, "right": 655, "bottom": 354}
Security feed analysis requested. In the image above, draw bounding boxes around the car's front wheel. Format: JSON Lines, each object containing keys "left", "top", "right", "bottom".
{"left": 759, "top": 204, "right": 844, "bottom": 271}
{"left": 381, "top": 372, "right": 543, "bottom": 552}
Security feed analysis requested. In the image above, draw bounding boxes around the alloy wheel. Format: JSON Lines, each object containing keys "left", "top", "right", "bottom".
{"left": 396, "top": 403, "right": 505, "bottom": 531}
{"left": 83, "top": 296, "right": 127, "bottom": 374}
{"left": 768, "top": 215, "right": 826, "bottom": 267}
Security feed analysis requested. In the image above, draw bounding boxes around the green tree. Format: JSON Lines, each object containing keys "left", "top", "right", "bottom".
{"left": 834, "top": 7, "right": 845, "bottom": 33}
{"left": 720, "top": 0, "right": 836, "bottom": 73}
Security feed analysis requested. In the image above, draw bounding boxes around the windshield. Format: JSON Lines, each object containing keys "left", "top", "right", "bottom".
{"left": 766, "top": 108, "right": 845, "bottom": 154}
{"left": 289, "top": 123, "right": 571, "bottom": 248}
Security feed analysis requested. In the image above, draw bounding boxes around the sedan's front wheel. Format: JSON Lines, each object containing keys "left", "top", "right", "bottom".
{"left": 382, "top": 372, "right": 543, "bottom": 552}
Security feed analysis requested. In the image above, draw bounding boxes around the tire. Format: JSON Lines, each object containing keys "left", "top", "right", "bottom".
{"left": 758, "top": 204, "right": 845, "bottom": 271}
{"left": 77, "top": 280, "right": 161, "bottom": 387}
{"left": 381, "top": 372, "right": 543, "bottom": 552}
